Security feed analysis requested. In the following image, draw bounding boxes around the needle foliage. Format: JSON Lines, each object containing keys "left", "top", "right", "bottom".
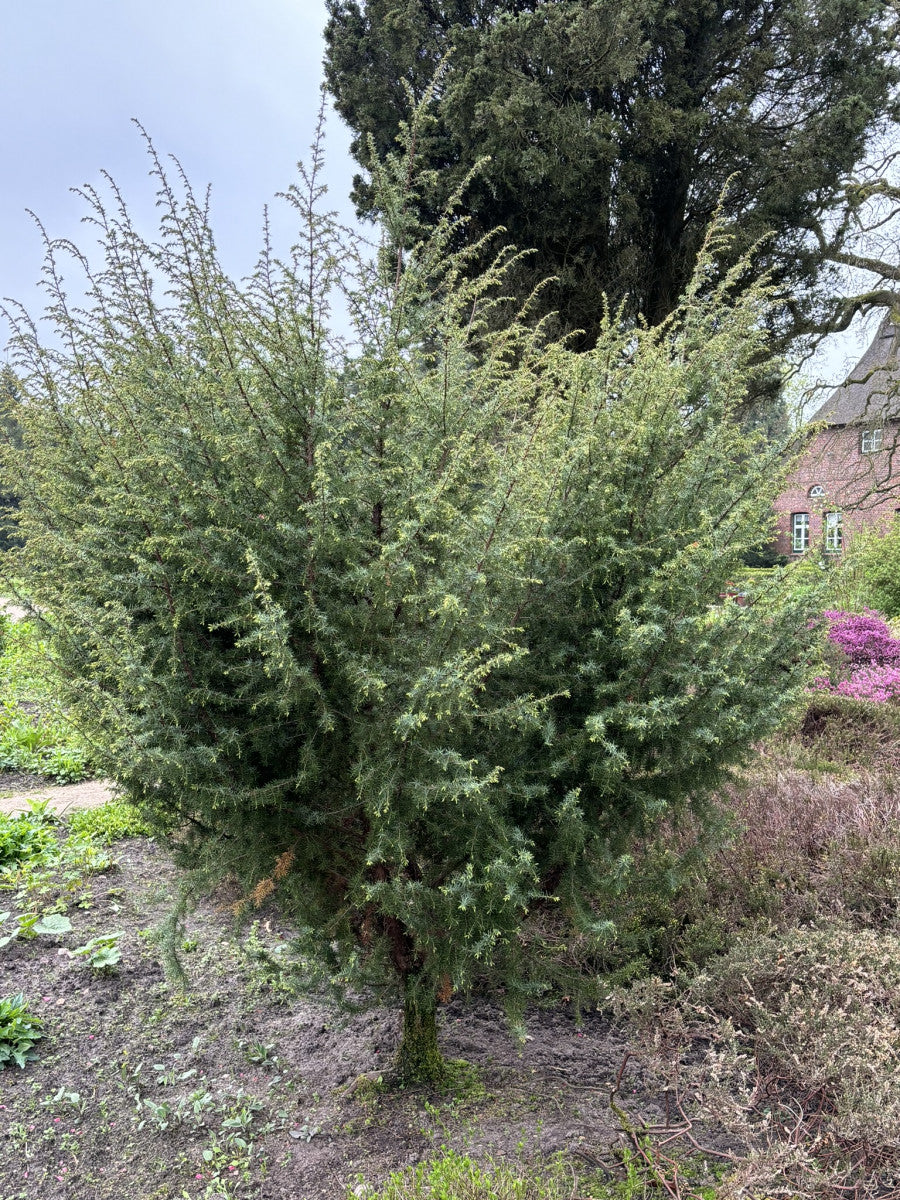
{"left": 1, "top": 124, "right": 813, "bottom": 1081}
{"left": 324, "top": 0, "right": 900, "bottom": 347}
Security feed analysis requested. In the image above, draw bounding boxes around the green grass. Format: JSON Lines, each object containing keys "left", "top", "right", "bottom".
{"left": 354, "top": 1147, "right": 720, "bottom": 1200}
{"left": 356, "top": 1152, "right": 563, "bottom": 1200}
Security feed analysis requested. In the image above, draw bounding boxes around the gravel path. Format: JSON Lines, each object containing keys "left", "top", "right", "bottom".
{"left": 0, "top": 778, "right": 113, "bottom": 815}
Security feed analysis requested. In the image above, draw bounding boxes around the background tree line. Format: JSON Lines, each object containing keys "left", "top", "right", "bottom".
{"left": 324, "top": 0, "right": 900, "bottom": 351}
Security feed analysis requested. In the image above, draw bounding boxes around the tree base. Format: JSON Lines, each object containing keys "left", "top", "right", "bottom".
{"left": 394, "top": 993, "right": 448, "bottom": 1085}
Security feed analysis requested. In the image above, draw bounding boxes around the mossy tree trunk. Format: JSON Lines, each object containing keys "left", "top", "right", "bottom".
{"left": 394, "top": 980, "right": 446, "bottom": 1085}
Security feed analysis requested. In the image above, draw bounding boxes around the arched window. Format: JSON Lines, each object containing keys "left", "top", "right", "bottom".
{"left": 808, "top": 485, "right": 825, "bottom": 499}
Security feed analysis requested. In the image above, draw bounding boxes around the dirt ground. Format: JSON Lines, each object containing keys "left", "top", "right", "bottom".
{"left": 0, "top": 835, "right": 718, "bottom": 1200}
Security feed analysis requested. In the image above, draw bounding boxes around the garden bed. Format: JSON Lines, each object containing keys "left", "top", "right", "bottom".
{"left": 5, "top": 738, "right": 900, "bottom": 1199}
{"left": 0, "top": 820, "right": 715, "bottom": 1200}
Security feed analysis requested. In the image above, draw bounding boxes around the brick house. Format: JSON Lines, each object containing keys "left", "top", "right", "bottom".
{"left": 773, "top": 318, "right": 900, "bottom": 558}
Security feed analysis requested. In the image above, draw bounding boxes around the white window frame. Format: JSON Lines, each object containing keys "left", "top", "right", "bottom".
{"left": 861, "top": 426, "right": 883, "bottom": 453}
{"left": 824, "top": 511, "right": 843, "bottom": 554}
{"left": 791, "top": 512, "right": 810, "bottom": 553}
{"left": 808, "top": 484, "right": 825, "bottom": 499}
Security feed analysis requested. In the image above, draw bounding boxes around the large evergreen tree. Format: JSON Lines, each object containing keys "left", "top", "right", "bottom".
{"left": 324, "top": 0, "right": 900, "bottom": 348}
{"left": 2, "top": 133, "right": 814, "bottom": 1081}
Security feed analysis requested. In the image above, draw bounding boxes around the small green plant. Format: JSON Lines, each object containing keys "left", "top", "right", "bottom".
{"left": 40, "top": 1086, "right": 87, "bottom": 1116}
{"left": 152, "top": 1060, "right": 199, "bottom": 1087}
{"left": 0, "top": 810, "right": 56, "bottom": 869}
{"left": 20, "top": 797, "right": 54, "bottom": 822}
{"left": 117, "top": 1055, "right": 144, "bottom": 1089}
{"left": 241, "top": 1039, "right": 277, "bottom": 1066}
{"left": 219, "top": 1090, "right": 264, "bottom": 1134}
{"left": 198, "top": 1131, "right": 253, "bottom": 1191}
{"left": 38, "top": 745, "right": 91, "bottom": 784}
{"left": 2, "top": 810, "right": 118, "bottom": 906}
{"left": 0, "top": 702, "right": 91, "bottom": 782}
{"left": 67, "top": 930, "right": 123, "bottom": 972}
{"left": 0, "top": 993, "right": 43, "bottom": 1069}
{"left": 66, "top": 799, "right": 152, "bottom": 844}
{"left": 138, "top": 1096, "right": 177, "bottom": 1132}
{"left": 0, "top": 909, "right": 71, "bottom": 947}
{"left": 186, "top": 1089, "right": 215, "bottom": 1123}
{"left": 0, "top": 621, "right": 92, "bottom": 782}
{"left": 289, "top": 1117, "right": 321, "bottom": 1143}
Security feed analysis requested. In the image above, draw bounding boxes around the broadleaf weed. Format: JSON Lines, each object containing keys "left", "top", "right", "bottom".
{"left": 0, "top": 993, "right": 43, "bottom": 1070}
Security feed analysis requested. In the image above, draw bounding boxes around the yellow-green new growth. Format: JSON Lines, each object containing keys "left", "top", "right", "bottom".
{"left": 2, "top": 108, "right": 816, "bottom": 1081}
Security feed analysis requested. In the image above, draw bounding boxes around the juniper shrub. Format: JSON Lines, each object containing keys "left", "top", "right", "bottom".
{"left": 1, "top": 118, "right": 815, "bottom": 1080}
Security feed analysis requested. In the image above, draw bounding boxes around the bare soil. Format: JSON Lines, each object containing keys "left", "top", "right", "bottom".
{"left": 0, "top": 772, "right": 56, "bottom": 795}
{"left": 0, "top": 836, "right": 712, "bottom": 1200}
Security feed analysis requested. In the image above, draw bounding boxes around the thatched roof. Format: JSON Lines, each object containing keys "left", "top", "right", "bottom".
{"left": 811, "top": 317, "right": 900, "bottom": 426}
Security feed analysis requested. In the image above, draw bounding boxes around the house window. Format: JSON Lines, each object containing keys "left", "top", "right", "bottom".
{"left": 791, "top": 512, "right": 810, "bottom": 553}
{"left": 861, "top": 426, "right": 883, "bottom": 453}
{"left": 824, "top": 511, "right": 843, "bottom": 554}
{"left": 808, "top": 485, "right": 825, "bottom": 499}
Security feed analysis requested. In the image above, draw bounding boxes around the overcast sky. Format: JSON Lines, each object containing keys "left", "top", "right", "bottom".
{"left": 0, "top": 0, "right": 876, "bottom": 394}
{"left": 1, "top": 0, "right": 357, "bottom": 348}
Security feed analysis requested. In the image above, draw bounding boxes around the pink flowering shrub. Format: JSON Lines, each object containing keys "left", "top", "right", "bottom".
{"left": 812, "top": 665, "right": 900, "bottom": 702}
{"left": 823, "top": 609, "right": 900, "bottom": 666}
{"left": 814, "top": 610, "right": 900, "bottom": 702}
